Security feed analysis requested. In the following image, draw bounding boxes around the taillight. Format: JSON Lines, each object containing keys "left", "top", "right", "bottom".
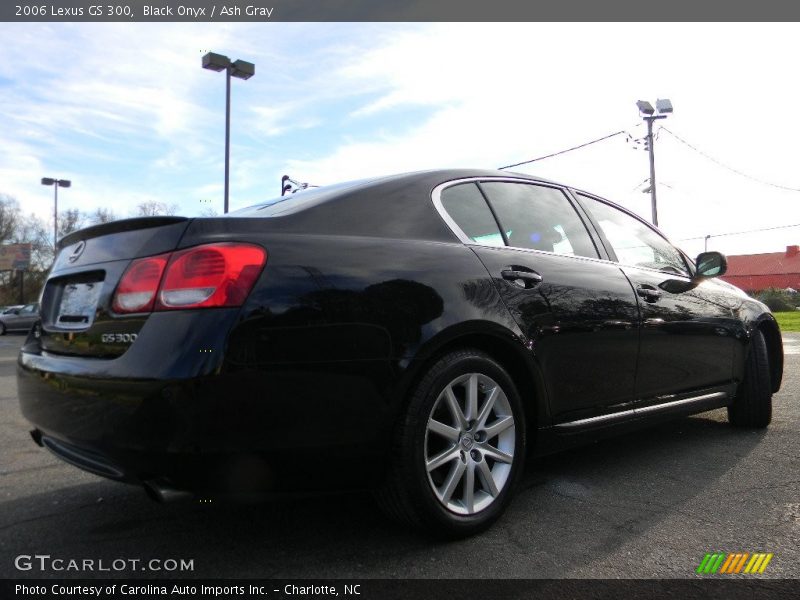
{"left": 156, "top": 243, "right": 266, "bottom": 310}
{"left": 112, "top": 254, "right": 169, "bottom": 314}
{"left": 111, "top": 243, "right": 266, "bottom": 314}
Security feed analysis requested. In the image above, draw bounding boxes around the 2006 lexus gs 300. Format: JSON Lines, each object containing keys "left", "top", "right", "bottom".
{"left": 18, "top": 169, "right": 783, "bottom": 537}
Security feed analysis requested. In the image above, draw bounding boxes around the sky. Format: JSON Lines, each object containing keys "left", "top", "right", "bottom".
{"left": 1, "top": 22, "right": 799, "bottom": 259}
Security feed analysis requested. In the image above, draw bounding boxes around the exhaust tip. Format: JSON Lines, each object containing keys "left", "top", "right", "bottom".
{"left": 143, "top": 479, "right": 193, "bottom": 503}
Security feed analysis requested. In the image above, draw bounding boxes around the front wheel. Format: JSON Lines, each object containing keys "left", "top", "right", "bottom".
{"left": 377, "top": 349, "right": 526, "bottom": 538}
{"left": 728, "top": 329, "right": 772, "bottom": 428}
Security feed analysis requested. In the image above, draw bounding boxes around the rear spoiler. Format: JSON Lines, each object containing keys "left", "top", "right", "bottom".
{"left": 58, "top": 217, "right": 190, "bottom": 251}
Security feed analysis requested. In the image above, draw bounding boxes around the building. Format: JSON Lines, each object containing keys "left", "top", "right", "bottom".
{"left": 720, "top": 245, "right": 800, "bottom": 292}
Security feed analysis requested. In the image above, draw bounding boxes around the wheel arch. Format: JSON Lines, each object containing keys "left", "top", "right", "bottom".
{"left": 398, "top": 324, "right": 548, "bottom": 436}
{"left": 755, "top": 315, "right": 783, "bottom": 393}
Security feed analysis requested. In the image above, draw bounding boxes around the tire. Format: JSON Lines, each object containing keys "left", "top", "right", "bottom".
{"left": 377, "top": 349, "right": 526, "bottom": 538}
{"left": 728, "top": 329, "right": 772, "bottom": 429}
{"left": 0, "top": 322, "right": 5, "bottom": 336}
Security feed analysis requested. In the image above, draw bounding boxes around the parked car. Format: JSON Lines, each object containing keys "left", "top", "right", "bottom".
{"left": 17, "top": 169, "right": 783, "bottom": 537}
{"left": 1, "top": 303, "right": 39, "bottom": 335}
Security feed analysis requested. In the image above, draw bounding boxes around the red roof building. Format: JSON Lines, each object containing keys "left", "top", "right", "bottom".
{"left": 720, "top": 245, "right": 800, "bottom": 292}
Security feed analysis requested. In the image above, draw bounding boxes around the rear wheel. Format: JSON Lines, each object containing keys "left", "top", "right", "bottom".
{"left": 728, "top": 329, "right": 772, "bottom": 428}
{"left": 377, "top": 349, "right": 526, "bottom": 538}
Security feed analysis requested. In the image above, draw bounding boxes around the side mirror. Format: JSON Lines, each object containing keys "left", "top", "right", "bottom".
{"left": 695, "top": 251, "right": 727, "bottom": 278}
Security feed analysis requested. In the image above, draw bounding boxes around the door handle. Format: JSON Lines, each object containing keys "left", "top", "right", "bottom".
{"left": 636, "top": 284, "right": 662, "bottom": 303}
{"left": 501, "top": 268, "right": 543, "bottom": 289}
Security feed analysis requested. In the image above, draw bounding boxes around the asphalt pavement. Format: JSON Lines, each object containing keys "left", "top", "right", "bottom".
{"left": 0, "top": 333, "right": 797, "bottom": 579}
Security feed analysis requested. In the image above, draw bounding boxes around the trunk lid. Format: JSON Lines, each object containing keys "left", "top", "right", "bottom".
{"left": 39, "top": 217, "right": 191, "bottom": 358}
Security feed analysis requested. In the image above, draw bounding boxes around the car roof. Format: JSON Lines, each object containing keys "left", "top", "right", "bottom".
{"left": 234, "top": 169, "right": 559, "bottom": 215}
{"left": 226, "top": 168, "right": 565, "bottom": 243}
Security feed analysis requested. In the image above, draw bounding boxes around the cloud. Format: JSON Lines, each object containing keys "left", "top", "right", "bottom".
{"left": 0, "top": 23, "right": 235, "bottom": 219}
{"left": 279, "top": 23, "right": 800, "bottom": 255}
{"left": 1, "top": 22, "right": 799, "bottom": 255}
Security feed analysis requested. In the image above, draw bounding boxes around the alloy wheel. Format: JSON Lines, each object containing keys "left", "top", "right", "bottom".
{"left": 424, "top": 372, "right": 516, "bottom": 515}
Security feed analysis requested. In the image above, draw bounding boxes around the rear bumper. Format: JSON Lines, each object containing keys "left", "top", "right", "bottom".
{"left": 32, "top": 430, "right": 127, "bottom": 480}
{"left": 17, "top": 344, "right": 393, "bottom": 494}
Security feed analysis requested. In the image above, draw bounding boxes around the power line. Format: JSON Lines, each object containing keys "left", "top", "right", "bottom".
{"left": 498, "top": 130, "right": 629, "bottom": 170}
{"left": 659, "top": 127, "right": 800, "bottom": 193}
{"left": 678, "top": 222, "right": 800, "bottom": 242}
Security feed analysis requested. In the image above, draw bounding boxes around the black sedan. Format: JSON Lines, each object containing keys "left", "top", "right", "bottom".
{"left": 17, "top": 169, "right": 783, "bottom": 537}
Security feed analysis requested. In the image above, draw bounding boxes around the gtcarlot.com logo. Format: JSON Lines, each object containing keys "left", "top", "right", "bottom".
{"left": 14, "top": 554, "right": 194, "bottom": 573}
{"left": 696, "top": 552, "right": 773, "bottom": 575}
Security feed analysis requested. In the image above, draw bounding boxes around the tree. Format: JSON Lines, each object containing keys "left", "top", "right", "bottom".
{"left": 0, "top": 195, "right": 20, "bottom": 244}
{"left": 134, "top": 201, "right": 179, "bottom": 217}
{"left": 88, "top": 207, "right": 117, "bottom": 224}
{"left": 58, "top": 208, "right": 85, "bottom": 239}
{"left": 16, "top": 212, "right": 52, "bottom": 271}
{"left": 0, "top": 194, "right": 51, "bottom": 304}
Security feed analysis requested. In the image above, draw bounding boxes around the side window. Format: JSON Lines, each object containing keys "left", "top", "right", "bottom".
{"left": 440, "top": 183, "right": 505, "bottom": 247}
{"left": 479, "top": 182, "right": 598, "bottom": 258}
{"left": 21, "top": 305, "right": 34, "bottom": 314}
{"left": 579, "top": 194, "right": 689, "bottom": 275}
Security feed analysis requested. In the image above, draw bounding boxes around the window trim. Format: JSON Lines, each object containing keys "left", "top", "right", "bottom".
{"left": 474, "top": 182, "right": 510, "bottom": 247}
{"left": 432, "top": 177, "right": 604, "bottom": 262}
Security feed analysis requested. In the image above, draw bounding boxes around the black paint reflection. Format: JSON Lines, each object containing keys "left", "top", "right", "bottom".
{"left": 472, "top": 247, "right": 640, "bottom": 419}
{"left": 626, "top": 268, "right": 738, "bottom": 398}
{"left": 228, "top": 278, "right": 443, "bottom": 366}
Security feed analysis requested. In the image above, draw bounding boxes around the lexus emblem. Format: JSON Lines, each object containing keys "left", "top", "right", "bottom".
{"left": 68, "top": 240, "right": 86, "bottom": 263}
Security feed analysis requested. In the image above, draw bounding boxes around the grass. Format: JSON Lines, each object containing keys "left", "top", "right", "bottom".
{"left": 774, "top": 311, "right": 800, "bottom": 332}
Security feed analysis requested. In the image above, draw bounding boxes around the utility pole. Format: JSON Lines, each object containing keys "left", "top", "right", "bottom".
{"left": 636, "top": 99, "right": 673, "bottom": 227}
{"left": 646, "top": 116, "right": 660, "bottom": 227}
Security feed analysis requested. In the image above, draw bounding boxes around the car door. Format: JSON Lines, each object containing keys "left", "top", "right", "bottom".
{"left": 574, "top": 193, "right": 738, "bottom": 400}
{"left": 435, "top": 179, "right": 641, "bottom": 422}
{"left": 2, "top": 307, "right": 22, "bottom": 329}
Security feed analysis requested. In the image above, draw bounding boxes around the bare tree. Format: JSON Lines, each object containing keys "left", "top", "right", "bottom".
{"left": 0, "top": 195, "right": 20, "bottom": 244}
{"left": 58, "top": 208, "right": 85, "bottom": 239}
{"left": 0, "top": 195, "right": 47, "bottom": 280}
{"left": 16, "top": 213, "right": 52, "bottom": 270}
{"left": 134, "top": 201, "right": 179, "bottom": 217}
{"left": 0, "top": 196, "right": 52, "bottom": 303}
{"left": 88, "top": 207, "right": 117, "bottom": 224}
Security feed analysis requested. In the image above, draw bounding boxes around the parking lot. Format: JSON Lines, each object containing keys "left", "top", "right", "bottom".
{"left": 1, "top": 333, "right": 797, "bottom": 579}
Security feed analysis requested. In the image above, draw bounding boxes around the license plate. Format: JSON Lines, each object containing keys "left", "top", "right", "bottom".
{"left": 58, "top": 282, "right": 102, "bottom": 329}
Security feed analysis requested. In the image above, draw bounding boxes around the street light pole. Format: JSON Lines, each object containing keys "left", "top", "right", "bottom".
{"left": 636, "top": 99, "right": 673, "bottom": 227}
{"left": 202, "top": 52, "right": 255, "bottom": 214}
{"left": 41, "top": 177, "right": 71, "bottom": 252}
{"left": 224, "top": 65, "right": 231, "bottom": 215}
{"left": 54, "top": 183, "right": 58, "bottom": 249}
